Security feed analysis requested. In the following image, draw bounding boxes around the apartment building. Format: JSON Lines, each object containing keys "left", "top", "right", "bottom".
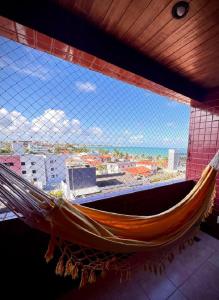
{"left": 20, "top": 154, "right": 46, "bottom": 188}
{"left": 106, "top": 161, "right": 136, "bottom": 174}
{"left": 45, "top": 154, "right": 70, "bottom": 186}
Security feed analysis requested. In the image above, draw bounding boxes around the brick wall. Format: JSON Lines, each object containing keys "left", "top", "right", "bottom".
{"left": 186, "top": 90, "right": 219, "bottom": 217}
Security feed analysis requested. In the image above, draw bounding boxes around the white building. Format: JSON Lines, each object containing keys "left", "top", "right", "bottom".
{"left": 168, "top": 149, "right": 179, "bottom": 171}
{"left": 106, "top": 163, "right": 120, "bottom": 174}
{"left": 106, "top": 161, "right": 136, "bottom": 174}
{"left": 28, "top": 142, "right": 53, "bottom": 154}
{"left": 20, "top": 153, "right": 71, "bottom": 189}
{"left": 45, "top": 154, "right": 70, "bottom": 186}
{"left": 12, "top": 141, "right": 25, "bottom": 155}
{"left": 20, "top": 154, "right": 47, "bottom": 188}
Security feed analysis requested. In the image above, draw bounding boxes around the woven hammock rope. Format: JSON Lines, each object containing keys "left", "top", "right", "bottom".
{"left": 0, "top": 150, "right": 218, "bottom": 287}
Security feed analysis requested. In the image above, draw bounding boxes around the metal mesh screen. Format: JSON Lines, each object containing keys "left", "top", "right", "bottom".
{"left": 0, "top": 36, "right": 189, "bottom": 209}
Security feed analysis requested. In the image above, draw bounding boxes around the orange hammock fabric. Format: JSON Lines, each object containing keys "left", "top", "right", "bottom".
{"left": 0, "top": 150, "right": 218, "bottom": 285}
{"left": 45, "top": 164, "right": 216, "bottom": 254}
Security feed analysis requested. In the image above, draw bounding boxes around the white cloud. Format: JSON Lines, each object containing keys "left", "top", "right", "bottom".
{"left": 0, "top": 56, "right": 50, "bottom": 80}
{"left": 0, "top": 108, "right": 12, "bottom": 127}
{"left": 0, "top": 108, "right": 31, "bottom": 139}
{"left": 71, "top": 119, "right": 80, "bottom": 128}
{"left": 0, "top": 107, "right": 104, "bottom": 143}
{"left": 90, "top": 127, "right": 103, "bottom": 137}
{"left": 75, "top": 81, "right": 96, "bottom": 92}
{"left": 32, "top": 109, "right": 69, "bottom": 134}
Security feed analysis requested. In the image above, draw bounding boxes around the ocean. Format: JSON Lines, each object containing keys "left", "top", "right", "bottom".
{"left": 88, "top": 146, "right": 187, "bottom": 157}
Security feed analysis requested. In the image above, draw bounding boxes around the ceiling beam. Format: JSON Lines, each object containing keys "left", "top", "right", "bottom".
{"left": 0, "top": 0, "right": 208, "bottom": 101}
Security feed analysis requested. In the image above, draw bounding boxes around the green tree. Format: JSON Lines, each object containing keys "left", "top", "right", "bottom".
{"left": 49, "top": 190, "right": 63, "bottom": 198}
{"left": 99, "top": 148, "right": 109, "bottom": 155}
{"left": 0, "top": 144, "right": 11, "bottom": 154}
{"left": 73, "top": 146, "right": 89, "bottom": 153}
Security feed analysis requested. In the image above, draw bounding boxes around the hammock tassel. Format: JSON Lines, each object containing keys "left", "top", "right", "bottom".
{"left": 88, "top": 269, "right": 96, "bottom": 284}
{"left": 45, "top": 235, "right": 56, "bottom": 263}
{"left": 79, "top": 269, "right": 88, "bottom": 288}
{"left": 55, "top": 257, "right": 64, "bottom": 276}
{"left": 104, "top": 259, "right": 112, "bottom": 270}
{"left": 64, "top": 258, "right": 74, "bottom": 277}
{"left": 71, "top": 262, "right": 79, "bottom": 280}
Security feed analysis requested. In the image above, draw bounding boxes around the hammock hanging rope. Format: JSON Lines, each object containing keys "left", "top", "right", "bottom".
{"left": 0, "top": 150, "right": 218, "bottom": 285}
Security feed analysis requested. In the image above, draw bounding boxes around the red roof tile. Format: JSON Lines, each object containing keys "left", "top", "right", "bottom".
{"left": 126, "top": 167, "right": 151, "bottom": 176}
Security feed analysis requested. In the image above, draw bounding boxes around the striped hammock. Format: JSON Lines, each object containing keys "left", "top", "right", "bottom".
{"left": 0, "top": 150, "right": 218, "bottom": 287}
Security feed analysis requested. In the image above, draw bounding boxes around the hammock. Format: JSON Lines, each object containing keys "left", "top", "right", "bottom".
{"left": 0, "top": 150, "right": 218, "bottom": 286}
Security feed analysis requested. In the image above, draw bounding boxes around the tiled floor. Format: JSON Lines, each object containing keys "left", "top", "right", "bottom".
{"left": 59, "top": 231, "right": 219, "bottom": 300}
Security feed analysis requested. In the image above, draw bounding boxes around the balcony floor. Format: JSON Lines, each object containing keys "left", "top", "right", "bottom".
{"left": 59, "top": 231, "right": 219, "bottom": 300}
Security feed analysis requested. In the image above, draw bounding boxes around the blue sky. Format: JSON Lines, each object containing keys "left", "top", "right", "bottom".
{"left": 0, "top": 36, "right": 190, "bottom": 148}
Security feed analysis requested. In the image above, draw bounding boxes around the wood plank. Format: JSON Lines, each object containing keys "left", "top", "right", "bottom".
{"left": 57, "top": 0, "right": 94, "bottom": 16}
{"left": 174, "top": 42, "right": 219, "bottom": 73}
{"left": 72, "top": 0, "right": 94, "bottom": 15}
{"left": 131, "top": 0, "right": 175, "bottom": 48}
{"left": 101, "top": 0, "right": 133, "bottom": 32}
{"left": 139, "top": 0, "right": 208, "bottom": 53}
{"left": 157, "top": 24, "right": 219, "bottom": 68}
{"left": 150, "top": 0, "right": 217, "bottom": 59}
{"left": 83, "top": 0, "right": 113, "bottom": 24}
{"left": 164, "top": 25, "right": 219, "bottom": 68}
{"left": 120, "top": 0, "right": 172, "bottom": 44}
{"left": 115, "top": 0, "right": 151, "bottom": 39}
{"left": 173, "top": 39, "right": 219, "bottom": 72}
{"left": 185, "top": 58, "right": 219, "bottom": 77}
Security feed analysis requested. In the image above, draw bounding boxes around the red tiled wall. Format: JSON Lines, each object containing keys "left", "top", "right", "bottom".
{"left": 186, "top": 90, "right": 219, "bottom": 216}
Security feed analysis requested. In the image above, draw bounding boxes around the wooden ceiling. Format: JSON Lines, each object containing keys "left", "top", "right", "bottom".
{"left": 0, "top": 0, "right": 219, "bottom": 102}
{"left": 58, "top": 0, "right": 219, "bottom": 89}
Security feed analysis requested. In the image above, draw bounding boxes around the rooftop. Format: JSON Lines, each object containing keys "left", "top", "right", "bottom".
{"left": 126, "top": 166, "right": 151, "bottom": 176}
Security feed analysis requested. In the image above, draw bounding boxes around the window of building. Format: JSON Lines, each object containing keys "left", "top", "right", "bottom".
{"left": 3, "top": 163, "right": 14, "bottom": 166}
{"left": 31, "top": 162, "right": 36, "bottom": 166}
{"left": 32, "top": 170, "right": 36, "bottom": 174}
{"left": 22, "top": 171, "right": 26, "bottom": 174}
{"left": 21, "top": 162, "right": 25, "bottom": 166}
{"left": 33, "top": 178, "right": 37, "bottom": 182}
{"left": 51, "top": 168, "right": 54, "bottom": 171}
{"left": 51, "top": 175, "right": 55, "bottom": 178}
{"left": 50, "top": 160, "right": 53, "bottom": 163}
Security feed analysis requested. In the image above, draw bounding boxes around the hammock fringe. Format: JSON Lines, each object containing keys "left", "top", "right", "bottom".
{"left": 51, "top": 227, "right": 201, "bottom": 288}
